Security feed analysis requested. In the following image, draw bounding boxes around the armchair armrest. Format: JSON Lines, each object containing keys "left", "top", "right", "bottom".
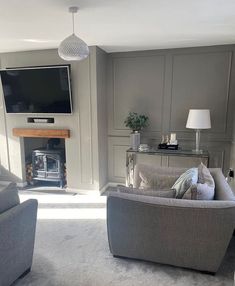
{"left": 209, "top": 168, "right": 235, "bottom": 201}
{"left": 0, "top": 199, "right": 38, "bottom": 286}
{"left": 107, "top": 192, "right": 235, "bottom": 272}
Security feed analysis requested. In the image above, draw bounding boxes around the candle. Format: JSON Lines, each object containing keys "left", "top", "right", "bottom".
{"left": 170, "top": 133, "right": 176, "bottom": 142}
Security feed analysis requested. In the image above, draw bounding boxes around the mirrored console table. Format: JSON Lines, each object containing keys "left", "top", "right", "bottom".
{"left": 126, "top": 148, "right": 209, "bottom": 187}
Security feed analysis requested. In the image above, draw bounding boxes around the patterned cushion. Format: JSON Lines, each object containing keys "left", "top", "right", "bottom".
{"left": 171, "top": 168, "right": 198, "bottom": 198}
{"left": 139, "top": 171, "right": 178, "bottom": 190}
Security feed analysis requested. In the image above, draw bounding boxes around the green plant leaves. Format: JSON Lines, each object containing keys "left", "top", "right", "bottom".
{"left": 124, "top": 112, "right": 149, "bottom": 132}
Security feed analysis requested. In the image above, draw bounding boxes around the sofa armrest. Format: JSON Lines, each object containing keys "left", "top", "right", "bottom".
{"left": 107, "top": 192, "right": 235, "bottom": 272}
{"left": 108, "top": 191, "right": 235, "bottom": 209}
{"left": 209, "top": 168, "right": 235, "bottom": 201}
{"left": 0, "top": 199, "right": 38, "bottom": 286}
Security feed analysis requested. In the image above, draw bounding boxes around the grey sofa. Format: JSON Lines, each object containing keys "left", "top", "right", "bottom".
{"left": 107, "top": 165, "right": 235, "bottom": 273}
{"left": 0, "top": 183, "right": 38, "bottom": 286}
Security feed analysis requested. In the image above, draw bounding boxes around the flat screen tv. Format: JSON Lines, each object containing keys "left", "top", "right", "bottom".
{"left": 0, "top": 65, "right": 72, "bottom": 114}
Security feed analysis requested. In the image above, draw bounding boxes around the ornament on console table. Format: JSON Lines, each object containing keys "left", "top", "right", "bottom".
{"left": 158, "top": 133, "right": 179, "bottom": 150}
{"left": 130, "top": 131, "right": 140, "bottom": 151}
{"left": 138, "top": 144, "right": 150, "bottom": 152}
{"left": 124, "top": 112, "right": 149, "bottom": 151}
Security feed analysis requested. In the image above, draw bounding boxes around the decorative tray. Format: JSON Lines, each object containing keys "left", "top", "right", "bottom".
{"left": 158, "top": 143, "right": 179, "bottom": 150}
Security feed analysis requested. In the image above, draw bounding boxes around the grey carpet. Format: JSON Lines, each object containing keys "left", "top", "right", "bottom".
{"left": 13, "top": 191, "right": 235, "bottom": 286}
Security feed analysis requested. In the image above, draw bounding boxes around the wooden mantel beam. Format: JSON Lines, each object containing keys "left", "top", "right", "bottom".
{"left": 13, "top": 128, "right": 70, "bottom": 139}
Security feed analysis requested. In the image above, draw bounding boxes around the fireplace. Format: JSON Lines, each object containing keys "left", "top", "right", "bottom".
{"left": 32, "top": 148, "right": 65, "bottom": 188}
{"left": 11, "top": 128, "right": 71, "bottom": 189}
{"left": 24, "top": 137, "right": 66, "bottom": 188}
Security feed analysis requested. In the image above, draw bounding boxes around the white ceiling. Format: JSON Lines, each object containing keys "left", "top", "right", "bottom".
{"left": 1, "top": 0, "right": 235, "bottom": 53}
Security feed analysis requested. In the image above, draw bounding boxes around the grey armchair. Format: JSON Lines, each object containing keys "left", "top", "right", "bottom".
{"left": 107, "top": 165, "right": 235, "bottom": 273}
{"left": 0, "top": 183, "right": 38, "bottom": 286}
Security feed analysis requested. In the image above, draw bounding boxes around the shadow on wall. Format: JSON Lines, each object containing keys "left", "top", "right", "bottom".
{"left": 0, "top": 165, "right": 22, "bottom": 183}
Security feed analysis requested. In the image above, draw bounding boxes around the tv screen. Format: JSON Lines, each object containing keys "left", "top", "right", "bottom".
{"left": 0, "top": 65, "right": 72, "bottom": 114}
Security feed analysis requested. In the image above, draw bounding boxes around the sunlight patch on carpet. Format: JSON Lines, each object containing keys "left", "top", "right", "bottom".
{"left": 37, "top": 207, "right": 106, "bottom": 220}
{"left": 19, "top": 193, "right": 106, "bottom": 204}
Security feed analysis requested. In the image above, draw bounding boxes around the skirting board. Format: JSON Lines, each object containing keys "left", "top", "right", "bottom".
{"left": 67, "top": 182, "right": 120, "bottom": 195}
{"left": 99, "top": 182, "right": 122, "bottom": 195}
{"left": 0, "top": 180, "right": 12, "bottom": 186}
{"left": 66, "top": 187, "right": 101, "bottom": 196}
{"left": 17, "top": 181, "right": 28, "bottom": 188}
{"left": 0, "top": 179, "right": 27, "bottom": 188}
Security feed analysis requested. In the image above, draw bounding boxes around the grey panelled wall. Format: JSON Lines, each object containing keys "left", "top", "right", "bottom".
{"left": 107, "top": 45, "right": 235, "bottom": 183}
{"left": 96, "top": 47, "right": 108, "bottom": 189}
{"left": 0, "top": 47, "right": 108, "bottom": 192}
{"left": 229, "top": 112, "right": 235, "bottom": 191}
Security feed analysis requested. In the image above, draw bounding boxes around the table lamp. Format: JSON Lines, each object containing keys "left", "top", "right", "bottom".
{"left": 186, "top": 109, "right": 211, "bottom": 153}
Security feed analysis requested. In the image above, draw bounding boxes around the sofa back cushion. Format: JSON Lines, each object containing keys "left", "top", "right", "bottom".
{"left": 0, "top": 183, "right": 20, "bottom": 214}
{"left": 139, "top": 172, "right": 178, "bottom": 190}
{"left": 134, "top": 164, "right": 185, "bottom": 189}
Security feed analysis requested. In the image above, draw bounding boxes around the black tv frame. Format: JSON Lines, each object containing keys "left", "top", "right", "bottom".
{"left": 0, "top": 64, "right": 73, "bottom": 115}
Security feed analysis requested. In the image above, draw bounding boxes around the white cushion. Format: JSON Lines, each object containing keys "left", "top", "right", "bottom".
{"left": 183, "top": 163, "right": 215, "bottom": 200}
{"left": 198, "top": 162, "right": 215, "bottom": 187}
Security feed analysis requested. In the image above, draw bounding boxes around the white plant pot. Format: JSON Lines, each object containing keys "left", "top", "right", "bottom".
{"left": 130, "top": 132, "right": 140, "bottom": 150}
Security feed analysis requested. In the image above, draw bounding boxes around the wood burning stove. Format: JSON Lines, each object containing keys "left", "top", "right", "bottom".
{"left": 32, "top": 148, "right": 65, "bottom": 188}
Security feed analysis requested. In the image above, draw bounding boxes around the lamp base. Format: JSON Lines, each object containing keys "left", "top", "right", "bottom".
{"left": 194, "top": 129, "right": 202, "bottom": 154}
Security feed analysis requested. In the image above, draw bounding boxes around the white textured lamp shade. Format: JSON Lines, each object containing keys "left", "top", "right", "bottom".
{"left": 186, "top": 109, "right": 211, "bottom": 129}
{"left": 58, "top": 33, "right": 89, "bottom": 61}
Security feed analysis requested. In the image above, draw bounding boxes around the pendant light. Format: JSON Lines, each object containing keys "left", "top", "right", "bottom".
{"left": 58, "top": 6, "right": 89, "bottom": 61}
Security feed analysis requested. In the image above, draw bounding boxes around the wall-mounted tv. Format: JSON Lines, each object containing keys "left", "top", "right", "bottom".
{"left": 0, "top": 65, "right": 72, "bottom": 114}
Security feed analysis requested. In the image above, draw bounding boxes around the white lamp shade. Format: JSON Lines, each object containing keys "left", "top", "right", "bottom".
{"left": 186, "top": 109, "right": 211, "bottom": 129}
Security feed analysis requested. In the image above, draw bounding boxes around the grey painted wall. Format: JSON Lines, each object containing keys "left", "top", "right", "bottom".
{"left": 107, "top": 45, "right": 235, "bottom": 183}
{"left": 0, "top": 47, "right": 108, "bottom": 191}
{"left": 0, "top": 44, "right": 234, "bottom": 189}
{"left": 229, "top": 112, "right": 235, "bottom": 191}
{"left": 96, "top": 47, "right": 108, "bottom": 189}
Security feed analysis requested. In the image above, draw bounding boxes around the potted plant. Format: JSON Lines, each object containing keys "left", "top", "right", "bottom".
{"left": 124, "top": 112, "right": 149, "bottom": 150}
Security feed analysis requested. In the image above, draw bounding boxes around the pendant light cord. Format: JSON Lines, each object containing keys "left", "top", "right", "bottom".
{"left": 72, "top": 12, "right": 75, "bottom": 34}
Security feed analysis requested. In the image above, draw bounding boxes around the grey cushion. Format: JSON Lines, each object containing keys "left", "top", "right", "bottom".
{"left": 0, "top": 183, "right": 20, "bottom": 214}
{"left": 117, "top": 186, "right": 176, "bottom": 198}
{"left": 133, "top": 164, "right": 186, "bottom": 189}
{"left": 139, "top": 171, "right": 178, "bottom": 190}
{"left": 172, "top": 168, "right": 198, "bottom": 198}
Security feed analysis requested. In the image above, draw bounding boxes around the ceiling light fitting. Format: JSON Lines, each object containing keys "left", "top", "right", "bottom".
{"left": 58, "top": 6, "right": 89, "bottom": 61}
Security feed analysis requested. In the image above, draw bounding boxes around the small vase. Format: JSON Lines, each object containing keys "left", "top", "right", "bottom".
{"left": 130, "top": 131, "right": 140, "bottom": 151}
